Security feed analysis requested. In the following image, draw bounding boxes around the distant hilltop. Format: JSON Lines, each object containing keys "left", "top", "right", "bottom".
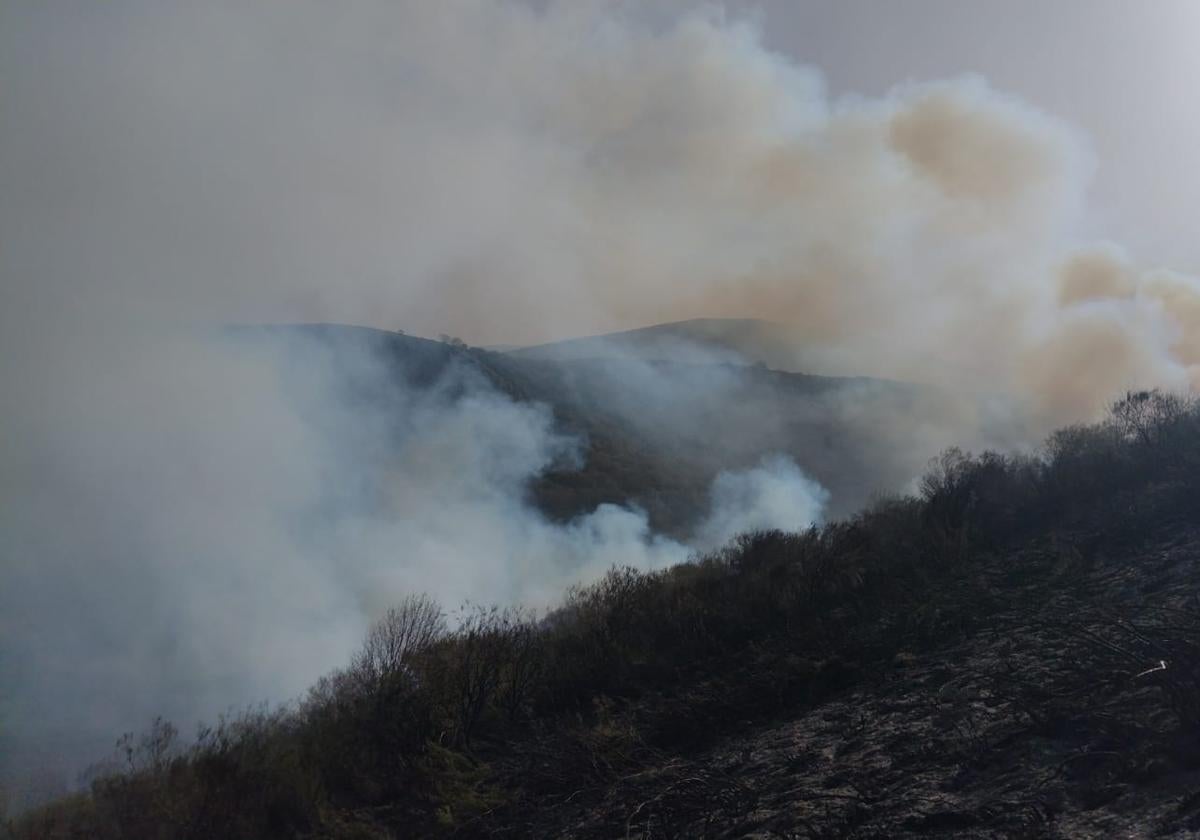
{"left": 501, "top": 318, "right": 809, "bottom": 372}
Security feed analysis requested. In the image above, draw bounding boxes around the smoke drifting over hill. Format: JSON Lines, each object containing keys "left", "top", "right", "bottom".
{"left": 8, "top": 2, "right": 1198, "bottom": 417}
{"left": 0, "top": 324, "right": 828, "bottom": 800}
{"left": 2, "top": 0, "right": 1198, "bottom": 803}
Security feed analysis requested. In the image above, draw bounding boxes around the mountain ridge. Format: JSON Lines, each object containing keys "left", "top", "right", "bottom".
{"left": 234, "top": 322, "right": 947, "bottom": 531}
{"left": 502, "top": 317, "right": 811, "bottom": 372}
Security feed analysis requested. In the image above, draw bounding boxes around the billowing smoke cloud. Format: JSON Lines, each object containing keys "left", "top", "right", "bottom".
{"left": 0, "top": 321, "right": 828, "bottom": 803}
{"left": 1, "top": 0, "right": 1197, "bottom": 804}
{"left": 696, "top": 455, "right": 829, "bottom": 551}
{"left": 5, "top": 2, "right": 1198, "bottom": 418}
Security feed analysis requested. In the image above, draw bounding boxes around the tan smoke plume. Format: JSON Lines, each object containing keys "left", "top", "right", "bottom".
{"left": 386, "top": 4, "right": 1198, "bottom": 430}
{"left": 6, "top": 2, "right": 1197, "bottom": 433}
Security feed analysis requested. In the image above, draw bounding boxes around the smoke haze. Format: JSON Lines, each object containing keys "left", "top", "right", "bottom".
{"left": 2, "top": 0, "right": 1198, "bottom": 803}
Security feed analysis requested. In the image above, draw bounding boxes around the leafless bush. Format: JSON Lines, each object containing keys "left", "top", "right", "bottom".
{"left": 352, "top": 593, "right": 446, "bottom": 686}
{"left": 495, "top": 607, "right": 544, "bottom": 721}
{"left": 1109, "top": 390, "right": 1191, "bottom": 449}
{"left": 442, "top": 606, "right": 509, "bottom": 748}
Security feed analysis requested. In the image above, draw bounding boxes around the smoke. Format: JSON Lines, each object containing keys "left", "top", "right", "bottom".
{"left": 296, "top": 338, "right": 696, "bottom": 611}
{"left": 696, "top": 455, "right": 829, "bottom": 552}
{"left": 2, "top": 0, "right": 1198, "bottom": 803}
{"left": 0, "top": 321, "right": 828, "bottom": 802}
{"left": 5, "top": 2, "right": 1199, "bottom": 412}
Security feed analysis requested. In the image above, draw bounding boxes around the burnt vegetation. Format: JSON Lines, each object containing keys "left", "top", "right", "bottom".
{"left": 9, "top": 391, "right": 1200, "bottom": 838}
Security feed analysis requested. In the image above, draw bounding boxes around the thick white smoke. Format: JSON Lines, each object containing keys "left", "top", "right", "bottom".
{"left": 696, "top": 455, "right": 829, "bottom": 551}
{"left": 0, "top": 322, "right": 828, "bottom": 803}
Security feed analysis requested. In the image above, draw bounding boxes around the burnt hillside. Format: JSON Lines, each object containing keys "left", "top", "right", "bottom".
{"left": 9, "top": 390, "right": 1200, "bottom": 839}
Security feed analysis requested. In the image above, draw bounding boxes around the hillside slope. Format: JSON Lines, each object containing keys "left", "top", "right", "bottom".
{"left": 242, "top": 323, "right": 950, "bottom": 531}
{"left": 9, "top": 391, "right": 1200, "bottom": 839}
{"left": 489, "top": 526, "right": 1200, "bottom": 838}
{"left": 504, "top": 318, "right": 808, "bottom": 371}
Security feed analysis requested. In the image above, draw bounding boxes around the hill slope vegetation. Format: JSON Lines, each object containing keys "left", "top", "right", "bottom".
{"left": 8, "top": 390, "right": 1200, "bottom": 838}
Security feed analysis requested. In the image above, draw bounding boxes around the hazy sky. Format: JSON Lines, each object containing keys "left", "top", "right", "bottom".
{"left": 744, "top": 0, "right": 1200, "bottom": 272}
{"left": 3, "top": 1, "right": 1197, "bottom": 349}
